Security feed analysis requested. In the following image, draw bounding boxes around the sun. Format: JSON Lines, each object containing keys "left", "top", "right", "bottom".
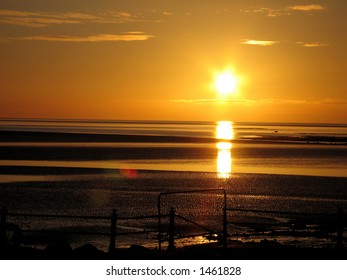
{"left": 214, "top": 70, "right": 238, "bottom": 96}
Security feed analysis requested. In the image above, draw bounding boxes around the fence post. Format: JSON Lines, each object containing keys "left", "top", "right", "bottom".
{"left": 1, "top": 206, "right": 7, "bottom": 244}
{"left": 109, "top": 209, "right": 117, "bottom": 252}
{"left": 168, "top": 207, "right": 175, "bottom": 251}
{"left": 223, "top": 206, "right": 227, "bottom": 249}
{"left": 158, "top": 194, "right": 162, "bottom": 251}
{"left": 337, "top": 208, "right": 344, "bottom": 250}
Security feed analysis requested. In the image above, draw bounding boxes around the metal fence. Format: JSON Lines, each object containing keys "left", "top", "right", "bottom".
{"left": 226, "top": 207, "right": 346, "bottom": 248}
{"left": 0, "top": 206, "right": 166, "bottom": 251}
{"left": 1, "top": 189, "right": 346, "bottom": 251}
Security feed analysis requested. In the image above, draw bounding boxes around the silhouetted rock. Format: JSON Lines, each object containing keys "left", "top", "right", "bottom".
{"left": 72, "top": 244, "right": 106, "bottom": 259}
{"left": 43, "top": 240, "right": 72, "bottom": 259}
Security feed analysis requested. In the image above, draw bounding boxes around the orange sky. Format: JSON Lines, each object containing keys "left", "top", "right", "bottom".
{"left": 1, "top": 1, "right": 346, "bottom": 123}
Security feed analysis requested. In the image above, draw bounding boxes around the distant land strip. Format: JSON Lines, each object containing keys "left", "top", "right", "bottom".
{"left": 0, "top": 130, "right": 215, "bottom": 143}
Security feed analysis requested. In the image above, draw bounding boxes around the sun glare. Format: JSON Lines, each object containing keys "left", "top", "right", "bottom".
{"left": 214, "top": 70, "right": 238, "bottom": 96}
{"left": 216, "top": 121, "right": 234, "bottom": 178}
{"left": 216, "top": 121, "right": 234, "bottom": 140}
{"left": 217, "top": 145, "right": 232, "bottom": 179}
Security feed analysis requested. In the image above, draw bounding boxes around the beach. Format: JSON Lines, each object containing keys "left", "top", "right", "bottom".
{"left": 1, "top": 120, "right": 347, "bottom": 259}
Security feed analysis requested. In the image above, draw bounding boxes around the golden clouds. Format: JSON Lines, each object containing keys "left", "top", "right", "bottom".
{"left": 241, "top": 39, "right": 278, "bottom": 46}
{"left": 17, "top": 32, "right": 154, "bottom": 42}
{"left": 288, "top": 5, "right": 325, "bottom": 12}
{"left": 241, "top": 4, "right": 325, "bottom": 17}
{"left": 0, "top": 9, "right": 141, "bottom": 28}
{"left": 297, "top": 42, "right": 328, "bottom": 47}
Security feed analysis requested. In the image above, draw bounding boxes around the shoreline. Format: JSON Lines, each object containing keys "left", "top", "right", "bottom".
{"left": 1, "top": 164, "right": 347, "bottom": 179}
{"left": 1, "top": 125, "right": 346, "bottom": 260}
{"left": 1, "top": 240, "right": 346, "bottom": 260}
{"left": 1, "top": 130, "right": 346, "bottom": 145}
{"left": 1, "top": 168, "right": 347, "bottom": 200}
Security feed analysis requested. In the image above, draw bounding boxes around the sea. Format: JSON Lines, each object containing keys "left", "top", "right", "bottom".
{"left": 0, "top": 119, "right": 347, "bottom": 251}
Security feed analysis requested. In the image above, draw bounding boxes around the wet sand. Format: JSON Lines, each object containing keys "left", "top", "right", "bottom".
{"left": 1, "top": 168, "right": 347, "bottom": 253}
{"left": 1, "top": 130, "right": 347, "bottom": 259}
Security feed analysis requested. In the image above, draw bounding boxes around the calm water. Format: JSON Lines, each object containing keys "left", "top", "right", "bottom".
{"left": 0, "top": 119, "right": 347, "bottom": 250}
{"left": 1, "top": 119, "right": 347, "bottom": 179}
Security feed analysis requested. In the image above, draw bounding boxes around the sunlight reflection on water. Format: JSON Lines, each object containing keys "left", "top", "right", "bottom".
{"left": 217, "top": 143, "right": 232, "bottom": 179}
{"left": 216, "top": 121, "right": 234, "bottom": 178}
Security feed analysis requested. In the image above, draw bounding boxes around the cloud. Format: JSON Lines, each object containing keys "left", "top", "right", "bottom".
{"left": 0, "top": 9, "right": 144, "bottom": 27}
{"left": 297, "top": 42, "right": 328, "bottom": 47}
{"left": 241, "top": 4, "right": 325, "bottom": 17}
{"left": 165, "top": 98, "right": 347, "bottom": 106}
{"left": 0, "top": 10, "right": 81, "bottom": 27}
{"left": 166, "top": 98, "right": 257, "bottom": 106}
{"left": 259, "top": 99, "right": 311, "bottom": 105}
{"left": 168, "top": 98, "right": 305, "bottom": 105}
{"left": 257, "top": 98, "right": 347, "bottom": 106}
{"left": 240, "top": 40, "right": 328, "bottom": 48}
{"left": 16, "top": 32, "right": 154, "bottom": 42}
{"left": 288, "top": 5, "right": 324, "bottom": 12}
{"left": 240, "top": 7, "right": 289, "bottom": 17}
{"left": 241, "top": 39, "right": 278, "bottom": 46}
{"left": 168, "top": 98, "right": 215, "bottom": 103}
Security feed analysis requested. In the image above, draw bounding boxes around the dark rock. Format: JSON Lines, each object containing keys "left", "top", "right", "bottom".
{"left": 72, "top": 244, "right": 106, "bottom": 259}
{"left": 43, "top": 240, "right": 72, "bottom": 259}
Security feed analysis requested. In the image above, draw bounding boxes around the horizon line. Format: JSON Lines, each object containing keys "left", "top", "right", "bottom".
{"left": 1, "top": 117, "right": 347, "bottom": 127}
